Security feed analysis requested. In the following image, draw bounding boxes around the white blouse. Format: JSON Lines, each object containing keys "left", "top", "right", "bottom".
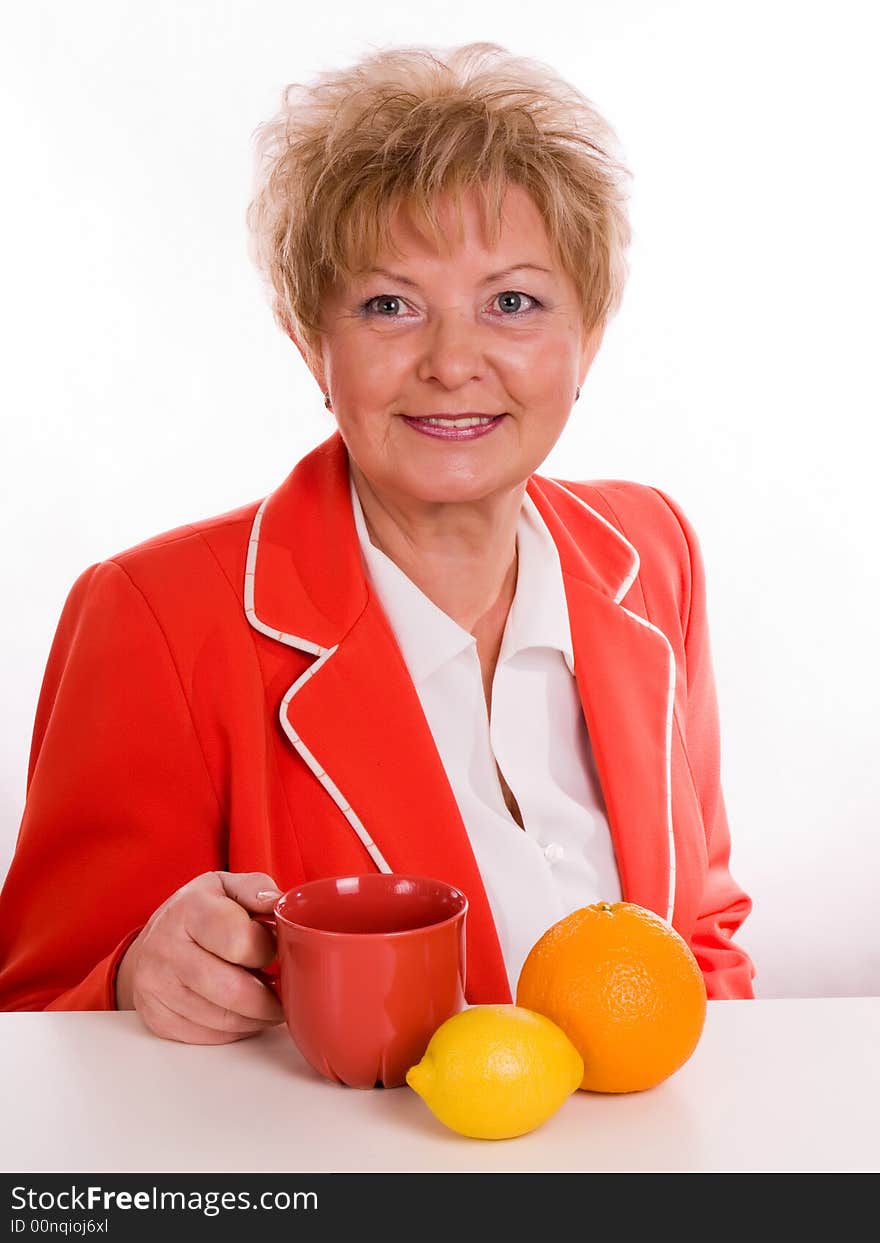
{"left": 348, "top": 470, "right": 622, "bottom": 998}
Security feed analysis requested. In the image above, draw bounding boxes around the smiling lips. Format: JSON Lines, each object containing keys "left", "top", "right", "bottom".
{"left": 400, "top": 413, "right": 506, "bottom": 440}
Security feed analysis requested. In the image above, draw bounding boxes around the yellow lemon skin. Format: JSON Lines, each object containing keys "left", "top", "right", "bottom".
{"left": 405, "top": 1004, "right": 584, "bottom": 1140}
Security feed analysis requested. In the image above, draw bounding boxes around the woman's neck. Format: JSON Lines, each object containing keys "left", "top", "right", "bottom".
{"left": 351, "top": 463, "right": 522, "bottom": 634}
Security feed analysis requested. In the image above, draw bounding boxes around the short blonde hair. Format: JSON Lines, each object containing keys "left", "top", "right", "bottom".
{"left": 247, "top": 41, "right": 632, "bottom": 361}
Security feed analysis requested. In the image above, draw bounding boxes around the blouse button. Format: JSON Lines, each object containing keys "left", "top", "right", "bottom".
{"left": 543, "top": 842, "right": 565, "bottom": 864}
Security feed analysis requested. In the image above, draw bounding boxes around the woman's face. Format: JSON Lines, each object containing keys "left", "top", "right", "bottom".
{"left": 304, "top": 182, "right": 604, "bottom": 507}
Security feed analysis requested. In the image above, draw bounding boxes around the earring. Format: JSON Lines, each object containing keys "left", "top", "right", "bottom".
{"left": 324, "top": 392, "right": 332, "bottom": 410}
{"left": 575, "top": 386, "right": 581, "bottom": 403}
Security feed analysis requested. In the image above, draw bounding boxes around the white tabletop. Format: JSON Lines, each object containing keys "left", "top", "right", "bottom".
{"left": 1, "top": 998, "right": 878, "bottom": 1174}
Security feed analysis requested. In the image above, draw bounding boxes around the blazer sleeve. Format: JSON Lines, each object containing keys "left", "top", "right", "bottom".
{"left": 652, "top": 488, "right": 757, "bottom": 999}
{"left": 0, "top": 559, "right": 227, "bottom": 1011}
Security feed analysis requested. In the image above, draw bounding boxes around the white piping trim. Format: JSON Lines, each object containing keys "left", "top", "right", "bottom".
{"left": 243, "top": 498, "right": 392, "bottom": 874}
{"left": 543, "top": 478, "right": 677, "bottom": 924}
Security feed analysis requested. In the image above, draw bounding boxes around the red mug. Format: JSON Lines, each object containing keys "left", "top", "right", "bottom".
{"left": 255, "top": 873, "right": 468, "bottom": 1089}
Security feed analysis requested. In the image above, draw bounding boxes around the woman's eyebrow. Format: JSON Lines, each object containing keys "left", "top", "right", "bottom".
{"left": 358, "top": 263, "right": 554, "bottom": 288}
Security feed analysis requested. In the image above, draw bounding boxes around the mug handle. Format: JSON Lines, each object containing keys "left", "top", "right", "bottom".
{"left": 251, "top": 911, "right": 282, "bottom": 997}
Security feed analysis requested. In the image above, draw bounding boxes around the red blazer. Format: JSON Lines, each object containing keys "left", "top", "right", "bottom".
{"left": 0, "top": 431, "right": 755, "bottom": 1010}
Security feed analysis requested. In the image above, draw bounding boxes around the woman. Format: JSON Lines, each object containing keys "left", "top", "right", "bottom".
{"left": 0, "top": 42, "right": 754, "bottom": 1041}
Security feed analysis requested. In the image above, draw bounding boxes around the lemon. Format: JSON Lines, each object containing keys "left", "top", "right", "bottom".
{"left": 405, "top": 1004, "right": 584, "bottom": 1140}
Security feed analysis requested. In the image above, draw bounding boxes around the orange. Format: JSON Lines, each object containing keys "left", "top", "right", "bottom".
{"left": 515, "top": 901, "right": 706, "bottom": 1093}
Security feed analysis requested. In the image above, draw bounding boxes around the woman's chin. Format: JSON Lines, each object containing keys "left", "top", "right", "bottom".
{"left": 392, "top": 466, "right": 521, "bottom": 506}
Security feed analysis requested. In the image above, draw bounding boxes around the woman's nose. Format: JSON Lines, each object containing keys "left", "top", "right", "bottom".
{"left": 416, "top": 310, "right": 488, "bottom": 389}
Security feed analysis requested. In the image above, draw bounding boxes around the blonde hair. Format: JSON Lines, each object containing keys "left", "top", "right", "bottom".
{"left": 247, "top": 41, "right": 632, "bottom": 362}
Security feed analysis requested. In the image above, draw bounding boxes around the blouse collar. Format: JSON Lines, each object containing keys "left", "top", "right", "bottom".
{"left": 348, "top": 466, "right": 576, "bottom": 685}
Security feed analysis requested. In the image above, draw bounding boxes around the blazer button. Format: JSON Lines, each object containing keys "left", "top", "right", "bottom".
{"left": 543, "top": 842, "right": 565, "bottom": 864}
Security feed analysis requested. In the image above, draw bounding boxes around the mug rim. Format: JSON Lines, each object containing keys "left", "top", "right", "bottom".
{"left": 273, "top": 872, "right": 468, "bottom": 939}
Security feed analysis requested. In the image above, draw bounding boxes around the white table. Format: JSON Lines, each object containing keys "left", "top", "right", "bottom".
{"left": 1, "top": 998, "right": 878, "bottom": 1173}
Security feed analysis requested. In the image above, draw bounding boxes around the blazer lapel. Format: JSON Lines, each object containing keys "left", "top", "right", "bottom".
{"left": 247, "top": 431, "right": 510, "bottom": 1003}
{"left": 527, "top": 477, "right": 674, "bottom": 921}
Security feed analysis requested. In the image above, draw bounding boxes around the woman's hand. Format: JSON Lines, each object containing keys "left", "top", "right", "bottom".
{"left": 115, "top": 871, "right": 285, "bottom": 1044}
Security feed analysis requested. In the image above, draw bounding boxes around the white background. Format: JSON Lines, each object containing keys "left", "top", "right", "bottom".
{"left": 1, "top": 1, "right": 877, "bottom": 999}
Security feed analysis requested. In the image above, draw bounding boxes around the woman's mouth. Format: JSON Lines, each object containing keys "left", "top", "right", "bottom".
{"left": 400, "top": 414, "right": 506, "bottom": 441}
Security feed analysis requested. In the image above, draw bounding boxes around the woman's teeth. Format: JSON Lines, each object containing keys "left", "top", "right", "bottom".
{"left": 419, "top": 416, "right": 497, "bottom": 429}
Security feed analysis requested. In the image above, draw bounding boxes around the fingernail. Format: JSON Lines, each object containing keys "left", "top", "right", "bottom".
{"left": 256, "top": 890, "right": 282, "bottom": 901}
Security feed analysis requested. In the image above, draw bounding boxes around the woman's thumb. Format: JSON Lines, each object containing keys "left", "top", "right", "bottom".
{"left": 215, "top": 870, "right": 283, "bottom": 912}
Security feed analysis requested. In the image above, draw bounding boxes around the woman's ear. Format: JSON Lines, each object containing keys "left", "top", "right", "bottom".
{"left": 284, "top": 319, "right": 327, "bottom": 393}
{"left": 579, "top": 320, "right": 606, "bottom": 384}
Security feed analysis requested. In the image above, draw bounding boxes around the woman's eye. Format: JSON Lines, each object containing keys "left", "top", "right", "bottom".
{"left": 493, "top": 290, "right": 538, "bottom": 315}
{"left": 361, "top": 290, "right": 540, "bottom": 318}
{"left": 363, "top": 295, "right": 406, "bottom": 316}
